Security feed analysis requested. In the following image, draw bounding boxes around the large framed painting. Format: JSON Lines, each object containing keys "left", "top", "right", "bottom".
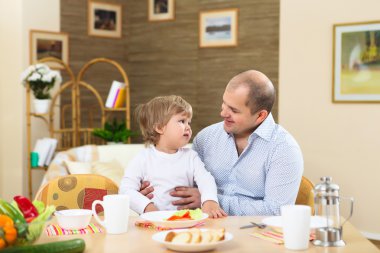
{"left": 333, "top": 21, "right": 380, "bottom": 102}
{"left": 148, "top": 0, "right": 175, "bottom": 22}
{"left": 199, "top": 8, "right": 238, "bottom": 48}
{"left": 30, "top": 30, "right": 69, "bottom": 69}
{"left": 88, "top": 0, "right": 122, "bottom": 38}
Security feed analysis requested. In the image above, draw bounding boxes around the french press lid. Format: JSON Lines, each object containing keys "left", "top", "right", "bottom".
{"left": 314, "top": 176, "right": 340, "bottom": 199}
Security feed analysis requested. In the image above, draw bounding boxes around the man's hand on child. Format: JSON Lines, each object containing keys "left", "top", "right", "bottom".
{"left": 170, "top": 186, "right": 201, "bottom": 210}
{"left": 201, "top": 200, "right": 227, "bottom": 219}
{"left": 140, "top": 181, "right": 154, "bottom": 199}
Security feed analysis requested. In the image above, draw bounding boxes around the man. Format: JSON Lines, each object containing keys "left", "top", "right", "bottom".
{"left": 141, "top": 70, "right": 303, "bottom": 215}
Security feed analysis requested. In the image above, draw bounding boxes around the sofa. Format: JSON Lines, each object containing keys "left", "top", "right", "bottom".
{"left": 41, "top": 144, "right": 147, "bottom": 189}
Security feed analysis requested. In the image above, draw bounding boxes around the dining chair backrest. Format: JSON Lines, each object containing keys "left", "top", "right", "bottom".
{"left": 295, "top": 176, "right": 315, "bottom": 214}
{"left": 34, "top": 174, "right": 118, "bottom": 212}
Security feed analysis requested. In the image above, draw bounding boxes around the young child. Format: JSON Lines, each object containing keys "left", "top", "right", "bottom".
{"left": 119, "top": 95, "right": 226, "bottom": 218}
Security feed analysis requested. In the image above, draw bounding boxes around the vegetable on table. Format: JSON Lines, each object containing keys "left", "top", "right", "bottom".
{"left": 0, "top": 199, "right": 27, "bottom": 237}
{"left": 0, "top": 238, "right": 86, "bottom": 253}
{"left": 0, "top": 214, "right": 17, "bottom": 249}
{"left": 13, "top": 196, "right": 39, "bottom": 219}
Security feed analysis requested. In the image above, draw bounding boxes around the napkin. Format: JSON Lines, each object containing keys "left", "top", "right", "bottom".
{"left": 45, "top": 223, "right": 103, "bottom": 236}
{"left": 250, "top": 229, "right": 315, "bottom": 244}
{"left": 135, "top": 220, "right": 205, "bottom": 231}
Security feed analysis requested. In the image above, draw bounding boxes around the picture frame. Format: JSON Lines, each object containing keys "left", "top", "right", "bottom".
{"left": 199, "top": 8, "right": 238, "bottom": 48}
{"left": 88, "top": 0, "right": 122, "bottom": 38}
{"left": 333, "top": 21, "right": 380, "bottom": 102}
{"left": 30, "top": 30, "right": 69, "bottom": 69}
{"left": 148, "top": 0, "right": 175, "bottom": 22}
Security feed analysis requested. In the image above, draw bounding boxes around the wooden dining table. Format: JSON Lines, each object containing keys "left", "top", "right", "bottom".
{"left": 36, "top": 216, "right": 380, "bottom": 253}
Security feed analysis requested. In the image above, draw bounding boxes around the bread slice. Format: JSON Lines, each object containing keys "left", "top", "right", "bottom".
{"left": 209, "top": 228, "right": 225, "bottom": 242}
{"left": 171, "top": 232, "right": 192, "bottom": 244}
{"left": 200, "top": 230, "right": 213, "bottom": 244}
{"left": 165, "top": 231, "right": 176, "bottom": 242}
{"left": 189, "top": 228, "right": 202, "bottom": 244}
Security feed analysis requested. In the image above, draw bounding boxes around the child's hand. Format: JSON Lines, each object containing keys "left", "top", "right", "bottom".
{"left": 201, "top": 200, "right": 227, "bottom": 218}
{"left": 144, "top": 202, "right": 158, "bottom": 213}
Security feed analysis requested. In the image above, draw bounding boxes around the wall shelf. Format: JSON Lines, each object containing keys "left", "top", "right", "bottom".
{"left": 26, "top": 57, "right": 130, "bottom": 198}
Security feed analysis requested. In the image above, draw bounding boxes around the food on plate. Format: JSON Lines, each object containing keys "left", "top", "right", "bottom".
{"left": 165, "top": 228, "right": 225, "bottom": 244}
{"left": 165, "top": 208, "right": 203, "bottom": 221}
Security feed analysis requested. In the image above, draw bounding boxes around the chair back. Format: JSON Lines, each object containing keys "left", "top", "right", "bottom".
{"left": 35, "top": 174, "right": 118, "bottom": 211}
{"left": 295, "top": 176, "right": 315, "bottom": 213}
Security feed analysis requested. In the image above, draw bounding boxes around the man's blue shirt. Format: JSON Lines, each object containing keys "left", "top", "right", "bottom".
{"left": 193, "top": 114, "right": 303, "bottom": 215}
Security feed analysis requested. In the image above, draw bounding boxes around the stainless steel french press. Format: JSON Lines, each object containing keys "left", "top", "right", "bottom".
{"left": 313, "top": 176, "right": 354, "bottom": 247}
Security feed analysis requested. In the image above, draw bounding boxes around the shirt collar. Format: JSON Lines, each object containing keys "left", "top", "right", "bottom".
{"left": 248, "top": 113, "right": 276, "bottom": 142}
{"left": 225, "top": 113, "right": 276, "bottom": 142}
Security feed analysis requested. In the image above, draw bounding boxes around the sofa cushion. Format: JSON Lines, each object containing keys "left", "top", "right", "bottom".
{"left": 64, "top": 160, "right": 92, "bottom": 174}
{"left": 64, "top": 159, "right": 124, "bottom": 186}
{"left": 97, "top": 144, "right": 146, "bottom": 168}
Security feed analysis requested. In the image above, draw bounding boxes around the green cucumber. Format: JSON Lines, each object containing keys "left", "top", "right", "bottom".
{"left": 2, "top": 238, "right": 85, "bottom": 253}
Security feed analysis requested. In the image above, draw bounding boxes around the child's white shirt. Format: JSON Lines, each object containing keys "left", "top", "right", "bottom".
{"left": 119, "top": 146, "right": 219, "bottom": 214}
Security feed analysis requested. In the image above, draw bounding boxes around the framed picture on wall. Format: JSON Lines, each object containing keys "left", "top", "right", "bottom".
{"left": 333, "top": 21, "right": 380, "bottom": 102}
{"left": 199, "top": 8, "right": 238, "bottom": 48}
{"left": 148, "top": 0, "right": 175, "bottom": 22}
{"left": 30, "top": 30, "right": 69, "bottom": 69}
{"left": 88, "top": 0, "right": 122, "bottom": 38}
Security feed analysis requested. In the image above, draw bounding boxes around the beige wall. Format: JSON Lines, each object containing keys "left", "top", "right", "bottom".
{"left": 279, "top": 0, "right": 380, "bottom": 237}
{"left": 0, "top": 0, "right": 24, "bottom": 201}
{"left": 0, "top": 0, "right": 59, "bottom": 201}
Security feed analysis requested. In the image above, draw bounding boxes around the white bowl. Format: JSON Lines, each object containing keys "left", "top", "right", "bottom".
{"left": 55, "top": 209, "right": 92, "bottom": 230}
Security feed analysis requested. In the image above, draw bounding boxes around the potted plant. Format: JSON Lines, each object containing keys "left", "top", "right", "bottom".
{"left": 92, "top": 118, "right": 138, "bottom": 144}
{"left": 20, "top": 64, "right": 62, "bottom": 114}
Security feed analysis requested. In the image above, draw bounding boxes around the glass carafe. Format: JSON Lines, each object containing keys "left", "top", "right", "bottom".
{"left": 313, "top": 176, "right": 354, "bottom": 247}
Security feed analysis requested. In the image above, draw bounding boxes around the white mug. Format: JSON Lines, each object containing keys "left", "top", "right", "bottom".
{"left": 92, "top": 194, "right": 130, "bottom": 234}
{"left": 281, "top": 205, "right": 311, "bottom": 250}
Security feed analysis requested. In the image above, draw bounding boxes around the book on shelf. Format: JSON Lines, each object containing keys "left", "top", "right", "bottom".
{"left": 105, "top": 80, "right": 126, "bottom": 108}
{"left": 32, "top": 138, "right": 58, "bottom": 167}
{"left": 113, "top": 87, "right": 126, "bottom": 108}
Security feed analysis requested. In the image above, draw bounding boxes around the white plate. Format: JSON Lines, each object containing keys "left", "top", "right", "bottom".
{"left": 152, "top": 229, "right": 233, "bottom": 252}
{"left": 262, "top": 215, "right": 331, "bottom": 229}
{"left": 140, "top": 211, "right": 208, "bottom": 229}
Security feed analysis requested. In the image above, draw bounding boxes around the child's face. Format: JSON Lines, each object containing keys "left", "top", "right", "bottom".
{"left": 158, "top": 112, "right": 192, "bottom": 150}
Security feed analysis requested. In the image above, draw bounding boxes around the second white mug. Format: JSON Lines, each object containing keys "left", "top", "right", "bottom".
{"left": 92, "top": 194, "right": 130, "bottom": 234}
{"left": 281, "top": 205, "right": 311, "bottom": 250}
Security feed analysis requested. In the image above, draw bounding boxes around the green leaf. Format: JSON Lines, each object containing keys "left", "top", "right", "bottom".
{"left": 92, "top": 118, "right": 139, "bottom": 143}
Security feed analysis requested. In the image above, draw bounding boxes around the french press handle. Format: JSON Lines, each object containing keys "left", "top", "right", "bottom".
{"left": 340, "top": 196, "right": 354, "bottom": 228}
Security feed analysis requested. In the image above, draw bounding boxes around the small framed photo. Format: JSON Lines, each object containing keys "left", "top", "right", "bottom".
{"left": 29, "top": 30, "right": 69, "bottom": 69}
{"left": 333, "top": 21, "right": 380, "bottom": 102}
{"left": 148, "top": 0, "right": 175, "bottom": 22}
{"left": 199, "top": 8, "right": 238, "bottom": 48}
{"left": 88, "top": 0, "right": 122, "bottom": 38}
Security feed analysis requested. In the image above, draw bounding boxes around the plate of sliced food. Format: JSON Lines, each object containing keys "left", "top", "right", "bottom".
{"left": 140, "top": 209, "right": 208, "bottom": 229}
{"left": 152, "top": 228, "right": 233, "bottom": 252}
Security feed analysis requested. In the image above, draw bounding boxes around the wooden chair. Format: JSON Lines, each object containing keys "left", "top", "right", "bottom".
{"left": 35, "top": 174, "right": 118, "bottom": 212}
{"left": 295, "top": 176, "right": 315, "bottom": 213}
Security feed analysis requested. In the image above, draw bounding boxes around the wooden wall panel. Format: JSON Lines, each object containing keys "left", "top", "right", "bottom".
{"left": 61, "top": 0, "right": 279, "bottom": 141}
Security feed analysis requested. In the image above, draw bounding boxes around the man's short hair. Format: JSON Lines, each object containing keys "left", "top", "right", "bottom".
{"left": 135, "top": 95, "right": 192, "bottom": 145}
{"left": 228, "top": 70, "right": 276, "bottom": 114}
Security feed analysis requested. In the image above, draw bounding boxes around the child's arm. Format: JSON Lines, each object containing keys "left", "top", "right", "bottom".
{"left": 119, "top": 153, "right": 155, "bottom": 214}
{"left": 202, "top": 200, "right": 227, "bottom": 218}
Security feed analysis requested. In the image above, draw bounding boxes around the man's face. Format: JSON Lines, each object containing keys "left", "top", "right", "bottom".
{"left": 220, "top": 86, "right": 261, "bottom": 138}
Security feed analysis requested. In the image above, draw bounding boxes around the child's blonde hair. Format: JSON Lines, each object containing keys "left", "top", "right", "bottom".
{"left": 135, "top": 95, "right": 192, "bottom": 145}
